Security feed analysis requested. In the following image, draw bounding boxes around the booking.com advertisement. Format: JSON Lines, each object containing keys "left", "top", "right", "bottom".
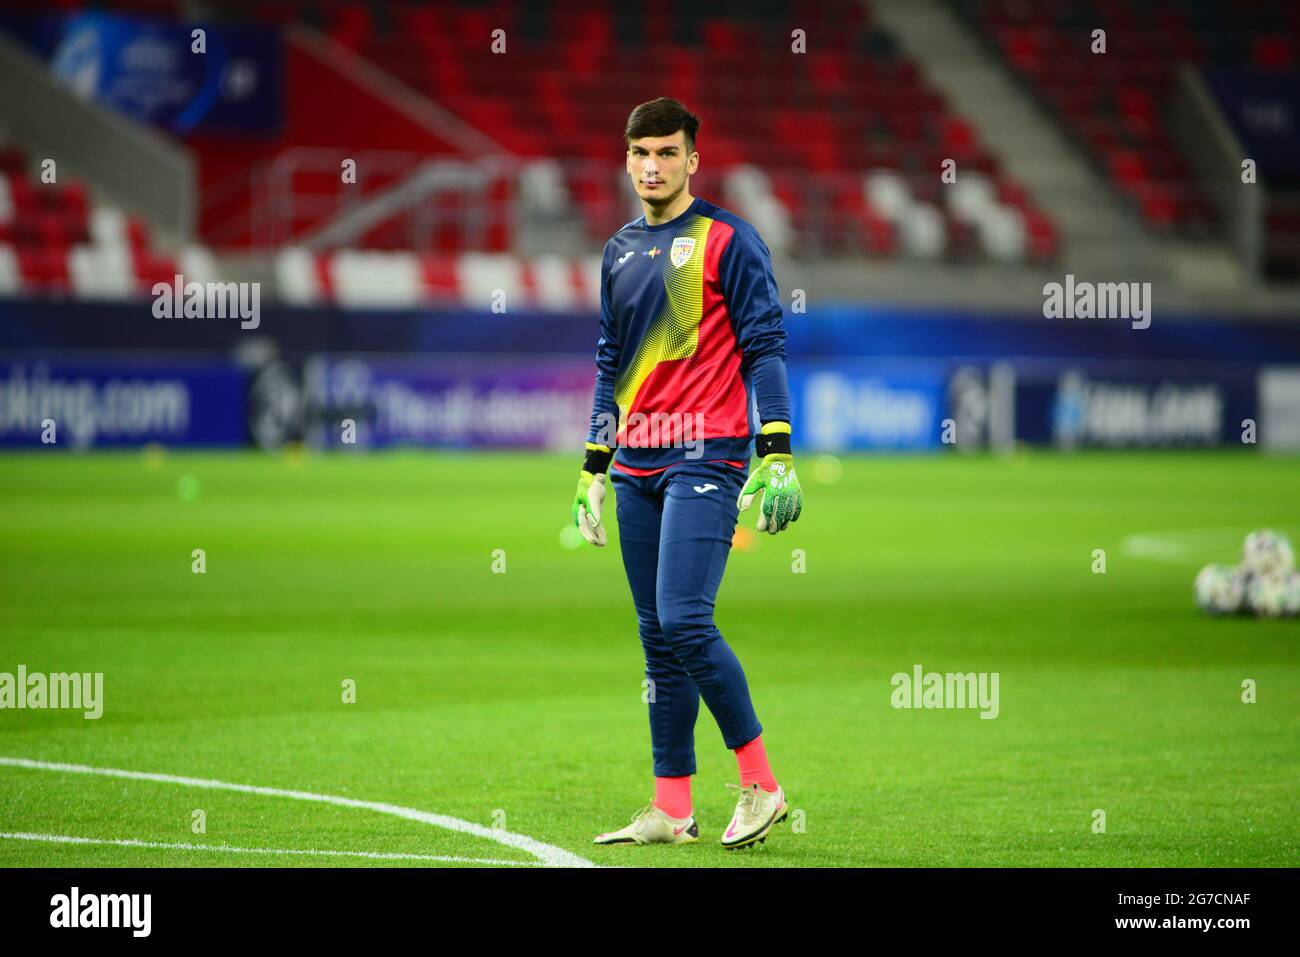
{"left": 0, "top": 357, "right": 247, "bottom": 448}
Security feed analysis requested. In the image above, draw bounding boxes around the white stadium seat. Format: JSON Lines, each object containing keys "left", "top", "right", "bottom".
{"left": 899, "top": 204, "right": 947, "bottom": 259}
{"left": 864, "top": 169, "right": 913, "bottom": 221}
{"left": 275, "top": 247, "right": 322, "bottom": 305}
{"left": 530, "top": 254, "right": 580, "bottom": 311}
{"left": 179, "top": 245, "right": 217, "bottom": 285}
{"left": 89, "top": 207, "right": 127, "bottom": 248}
{"left": 947, "top": 172, "right": 998, "bottom": 224}
{"left": 456, "top": 252, "right": 523, "bottom": 311}
{"left": 331, "top": 250, "right": 422, "bottom": 308}
{"left": 581, "top": 254, "right": 602, "bottom": 311}
{"left": 979, "top": 205, "right": 1027, "bottom": 262}
{"left": 68, "top": 244, "right": 134, "bottom": 299}
{"left": 0, "top": 243, "right": 20, "bottom": 294}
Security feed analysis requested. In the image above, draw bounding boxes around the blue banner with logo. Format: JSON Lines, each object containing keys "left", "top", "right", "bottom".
{"left": 1012, "top": 361, "right": 1258, "bottom": 448}
{"left": 788, "top": 360, "right": 948, "bottom": 450}
{"left": 4, "top": 12, "right": 282, "bottom": 134}
{"left": 305, "top": 355, "right": 951, "bottom": 452}
{"left": 0, "top": 357, "right": 247, "bottom": 448}
{"left": 305, "top": 355, "right": 595, "bottom": 450}
{"left": 1203, "top": 68, "right": 1300, "bottom": 184}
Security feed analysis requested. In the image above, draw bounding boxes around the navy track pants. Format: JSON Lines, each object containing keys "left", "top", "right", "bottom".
{"left": 610, "top": 459, "right": 763, "bottom": 777}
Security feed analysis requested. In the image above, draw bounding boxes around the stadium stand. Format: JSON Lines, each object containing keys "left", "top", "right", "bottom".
{"left": 952, "top": 0, "right": 1299, "bottom": 238}
{"left": 0, "top": 0, "right": 1069, "bottom": 308}
{"left": 3, "top": 1, "right": 1297, "bottom": 305}
{"left": 0, "top": 141, "right": 215, "bottom": 298}
{"left": 324, "top": 0, "right": 1061, "bottom": 263}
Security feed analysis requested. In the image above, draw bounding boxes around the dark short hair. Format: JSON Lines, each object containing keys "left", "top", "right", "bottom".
{"left": 624, "top": 98, "right": 700, "bottom": 151}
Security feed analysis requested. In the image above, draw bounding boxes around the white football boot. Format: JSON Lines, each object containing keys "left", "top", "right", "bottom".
{"left": 593, "top": 803, "right": 699, "bottom": 845}
{"left": 720, "top": 782, "right": 788, "bottom": 849}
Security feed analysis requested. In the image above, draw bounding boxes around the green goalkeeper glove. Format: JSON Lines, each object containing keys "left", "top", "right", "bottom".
{"left": 572, "top": 442, "right": 613, "bottom": 547}
{"left": 737, "top": 422, "right": 802, "bottom": 534}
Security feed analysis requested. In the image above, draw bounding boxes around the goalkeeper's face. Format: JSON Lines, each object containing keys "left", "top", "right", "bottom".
{"left": 626, "top": 132, "right": 699, "bottom": 210}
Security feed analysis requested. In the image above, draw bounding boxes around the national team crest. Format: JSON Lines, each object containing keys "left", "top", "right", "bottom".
{"left": 670, "top": 237, "right": 696, "bottom": 268}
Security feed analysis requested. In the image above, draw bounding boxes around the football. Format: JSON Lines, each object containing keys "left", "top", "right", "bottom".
{"left": 1246, "top": 571, "right": 1291, "bottom": 618}
{"left": 1241, "top": 529, "right": 1296, "bottom": 578}
{"left": 1284, "top": 572, "right": 1300, "bottom": 616}
{"left": 1193, "top": 563, "right": 1247, "bottom": 616}
{"left": 1283, "top": 573, "right": 1300, "bottom": 617}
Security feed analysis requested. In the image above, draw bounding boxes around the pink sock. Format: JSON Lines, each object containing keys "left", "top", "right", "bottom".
{"left": 735, "top": 734, "right": 779, "bottom": 792}
{"left": 653, "top": 775, "right": 693, "bottom": 819}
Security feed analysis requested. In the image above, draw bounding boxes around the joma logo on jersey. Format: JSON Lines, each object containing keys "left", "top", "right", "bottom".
{"left": 670, "top": 237, "right": 696, "bottom": 268}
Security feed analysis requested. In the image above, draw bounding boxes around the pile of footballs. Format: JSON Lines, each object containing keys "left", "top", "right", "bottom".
{"left": 1195, "top": 529, "right": 1299, "bottom": 617}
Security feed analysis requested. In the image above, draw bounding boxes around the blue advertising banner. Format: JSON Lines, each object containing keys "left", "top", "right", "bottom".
{"left": 3, "top": 12, "right": 282, "bottom": 134}
{"left": 305, "top": 355, "right": 595, "bottom": 450}
{"left": 0, "top": 351, "right": 1270, "bottom": 452}
{"left": 306, "top": 355, "right": 950, "bottom": 453}
{"left": 0, "top": 357, "right": 247, "bottom": 448}
{"left": 1009, "top": 360, "right": 1258, "bottom": 448}
{"left": 0, "top": 301, "right": 1292, "bottom": 452}
{"left": 1203, "top": 68, "right": 1300, "bottom": 184}
{"left": 784, "top": 305, "right": 1300, "bottom": 363}
{"left": 788, "top": 360, "right": 948, "bottom": 450}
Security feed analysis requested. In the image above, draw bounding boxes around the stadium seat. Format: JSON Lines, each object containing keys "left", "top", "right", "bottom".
{"left": 330, "top": 250, "right": 423, "bottom": 308}
{"left": 455, "top": 251, "right": 523, "bottom": 311}
{"left": 68, "top": 244, "right": 135, "bottom": 299}
{"left": 276, "top": 247, "right": 323, "bottom": 305}
{"left": 0, "top": 243, "right": 20, "bottom": 295}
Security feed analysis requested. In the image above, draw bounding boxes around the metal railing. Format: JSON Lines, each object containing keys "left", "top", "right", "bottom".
{"left": 199, "top": 153, "right": 1102, "bottom": 264}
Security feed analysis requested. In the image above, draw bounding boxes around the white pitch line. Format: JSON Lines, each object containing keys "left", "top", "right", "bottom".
{"left": 1121, "top": 534, "right": 1191, "bottom": 562}
{"left": 0, "top": 757, "right": 597, "bottom": 868}
{"left": 1121, "top": 526, "right": 1273, "bottom": 565}
{"left": 0, "top": 832, "right": 540, "bottom": 867}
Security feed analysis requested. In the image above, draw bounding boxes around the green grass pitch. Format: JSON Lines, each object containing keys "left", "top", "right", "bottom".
{"left": 1, "top": 448, "right": 1297, "bottom": 867}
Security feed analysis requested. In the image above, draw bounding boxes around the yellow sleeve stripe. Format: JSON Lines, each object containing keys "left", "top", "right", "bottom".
{"left": 585, "top": 442, "right": 612, "bottom": 453}
{"left": 760, "top": 421, "right": 791, "bottom": 435}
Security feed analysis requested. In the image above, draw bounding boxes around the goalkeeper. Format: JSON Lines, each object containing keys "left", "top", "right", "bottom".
{"left": 572, "top": 98, "right": 802, "bottom": 850}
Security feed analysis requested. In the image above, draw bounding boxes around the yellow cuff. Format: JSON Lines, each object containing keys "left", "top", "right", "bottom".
{"left": 760, "top": 421, "right": 791, "bottom": 435}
